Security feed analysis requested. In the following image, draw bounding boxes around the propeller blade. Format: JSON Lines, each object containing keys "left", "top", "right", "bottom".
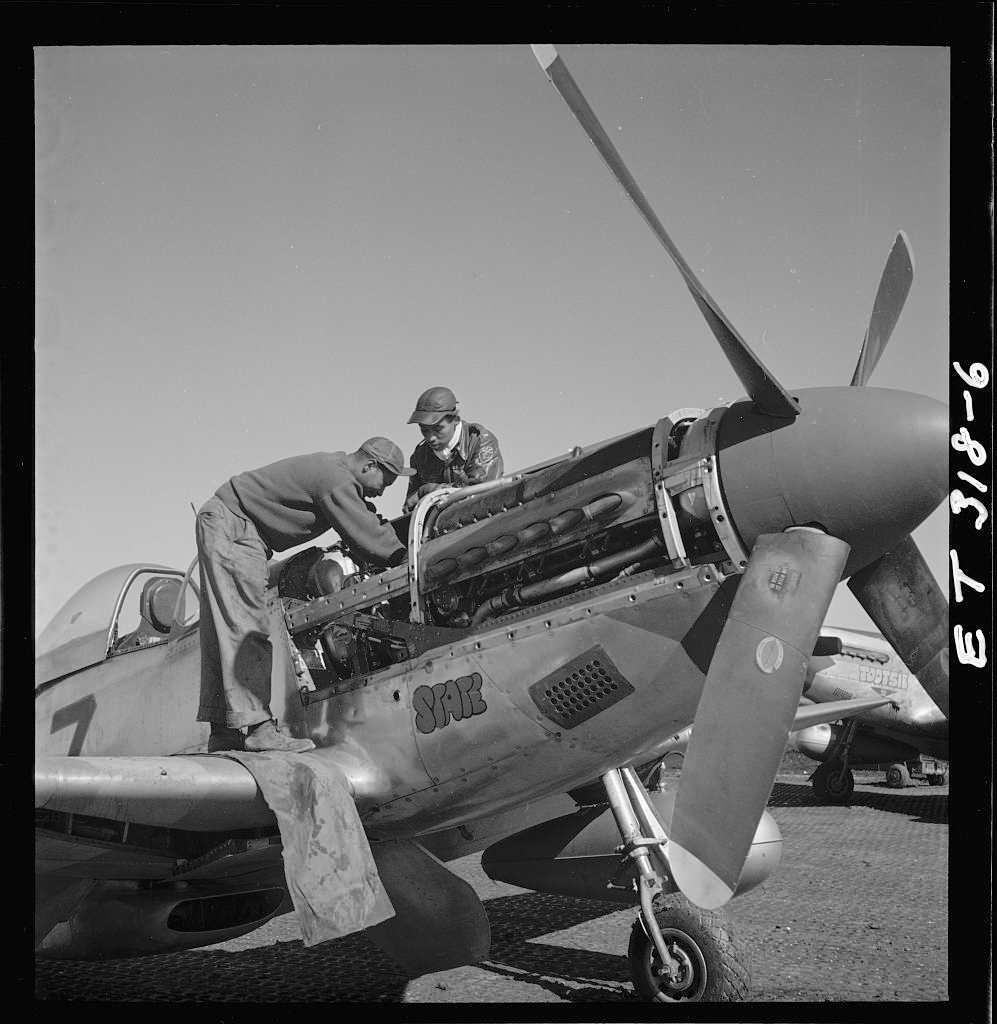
{"left": 531, "top": 44, "right": 800, "bottom": 420}
{"left": 669, "top": 528, "right": 850, "bottom": 908}
{"left": 847, "top": 533, "right": 948, "bottom": 718}
{"left": 849, "top": 231, "right": 914, "bottom": 386}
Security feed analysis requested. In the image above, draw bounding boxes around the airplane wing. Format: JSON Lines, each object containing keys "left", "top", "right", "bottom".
{"left": 36, "top": 754, "right": 278, "bottom": 831}
{"left": 790, "top": 696, "right": 893, "bottom": 730}
{"left": 35, "top": 750, "right": 489, "bottom": 969}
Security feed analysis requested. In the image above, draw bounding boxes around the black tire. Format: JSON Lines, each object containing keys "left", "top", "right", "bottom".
{"left": 811, "top": 761, "right": 855, "bottom": 804}
{"left": 928, "top": 772, "right": 947, "bottom": 787}
{"left": 627, "top": 893, "right": 749, "bottom": 1002}
{"left": 885, "top": 762, "right": 911, "bottom": 788}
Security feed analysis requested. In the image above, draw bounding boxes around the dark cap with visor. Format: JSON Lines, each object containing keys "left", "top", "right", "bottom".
{"left": 359, "top": 437, "right": 416, "bottom": 476}
{"left": 408, "top": 386, "right": 459, "bottom": 426}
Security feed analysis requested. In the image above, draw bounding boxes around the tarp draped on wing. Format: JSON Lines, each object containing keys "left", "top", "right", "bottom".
{"left": 220, "top": 750, "right": 395, "bottom": 944}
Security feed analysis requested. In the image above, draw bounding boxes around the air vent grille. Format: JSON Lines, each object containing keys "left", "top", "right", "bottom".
{"left": 529, "top": 645, "right": 633, "bottom": 729}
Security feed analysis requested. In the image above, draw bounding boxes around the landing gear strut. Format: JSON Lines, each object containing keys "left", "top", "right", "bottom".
{"left": 601, "top": 767, "right": 748, "bottom": 1002}
{"left": 809, "top": 718, "right": 858, "bottom": 804}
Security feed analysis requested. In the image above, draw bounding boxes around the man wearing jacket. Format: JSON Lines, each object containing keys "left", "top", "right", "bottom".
{"left": 402, "top": 386, "right": 504, "bottom": 513}
{"left": 197, "top": 437, "right": 415, "bottom": 753}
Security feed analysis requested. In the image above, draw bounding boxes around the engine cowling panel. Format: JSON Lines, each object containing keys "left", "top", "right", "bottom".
{"left": 279, "top": 411, "right": 733, "bottom": 697}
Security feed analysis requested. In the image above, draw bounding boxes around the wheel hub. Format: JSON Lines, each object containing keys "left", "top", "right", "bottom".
{"left": 655, "top": 942, "right": 696, "bottom": 992}
{"left": 650, "top": 928, "right": 708, "bottom": 1000}
{"left": 827, "top": 771, "right": 849, "bottom": 796}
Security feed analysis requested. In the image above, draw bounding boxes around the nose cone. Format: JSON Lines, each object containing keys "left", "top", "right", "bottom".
{"left": 717, "top": 387, "right": 948, "bottom": 576}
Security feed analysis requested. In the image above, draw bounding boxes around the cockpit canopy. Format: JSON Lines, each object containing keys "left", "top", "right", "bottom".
{"left": 35, "top": 564, "right": 198, "bottom": 687}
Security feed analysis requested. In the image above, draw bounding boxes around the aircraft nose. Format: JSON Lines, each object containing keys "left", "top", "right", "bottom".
{"left": 717, "top": 386, "right": 948, "bottom": 576}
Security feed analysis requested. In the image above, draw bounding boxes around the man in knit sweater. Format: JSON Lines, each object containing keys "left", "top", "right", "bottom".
{"left": 196, "top": 437, "right": 415, "bottom": 753}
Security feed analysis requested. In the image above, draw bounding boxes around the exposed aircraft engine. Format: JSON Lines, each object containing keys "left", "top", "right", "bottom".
{"left": 275, "top": 410, "right": 740, "bottom": 699}
{"left": 417, "top": 434, "right": 667, "bottom": 628}
{"left": 276, "top": 373, "right": 944, "bottom": 720}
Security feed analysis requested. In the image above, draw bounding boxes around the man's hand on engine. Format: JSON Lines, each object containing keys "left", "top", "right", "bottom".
{"left": 403, "top": 483, "right": 443, "bottom": 514}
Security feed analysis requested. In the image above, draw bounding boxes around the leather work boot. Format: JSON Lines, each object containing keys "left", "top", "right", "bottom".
{"left": 207, "top": 726, "right": 245, "bottom": 752}
{"left": 244, "top": 719, "right": 315, "bottom": 753}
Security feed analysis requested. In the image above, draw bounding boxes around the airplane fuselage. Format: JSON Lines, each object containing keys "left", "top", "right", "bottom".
{"left": 36, "top": 387, "right": 948, "bottom": 841}
{"left": 802, "top": 626, "right": 948, "bottom": 760}
{"left": 35, "top": 557, "right": 732, "bottom": 839}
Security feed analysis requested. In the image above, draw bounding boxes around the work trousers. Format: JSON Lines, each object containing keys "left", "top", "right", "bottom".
{"left": 195, "top": 495, "right": 274, "bottom": 729}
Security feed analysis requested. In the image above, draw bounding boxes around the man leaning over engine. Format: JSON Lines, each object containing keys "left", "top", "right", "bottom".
{"left": 196, "top": 437, "right": 415, "bottom": 753}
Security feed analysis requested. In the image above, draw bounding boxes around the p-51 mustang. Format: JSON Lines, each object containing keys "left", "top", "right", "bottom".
{"left": 651, "top": 625, "right": 950, "bottom": 806}
{"left": 790, "top": 626, "right": 949, "bottom": 801}
{"left": 35, "top": 45, "right": 948, "bottom": 1002}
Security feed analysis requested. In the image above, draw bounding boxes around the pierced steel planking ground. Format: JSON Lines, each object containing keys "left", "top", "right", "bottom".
{"left": 35, "top": 771, "right": 948, "bottom": 1003}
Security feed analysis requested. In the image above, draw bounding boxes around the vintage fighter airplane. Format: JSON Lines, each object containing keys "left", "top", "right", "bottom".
{"left": 789, "top": 625, "right": 949, "bottom": 800}
{"left": 34, "top": 45, "right": 949, "bottom": 1002}
{"left": 650, "top": 625, "right": 950, "bottom": 804}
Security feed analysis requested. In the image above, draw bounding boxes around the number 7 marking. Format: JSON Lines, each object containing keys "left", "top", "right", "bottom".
{"left": 50, "top": 694, "right": 97, "bottom": 755}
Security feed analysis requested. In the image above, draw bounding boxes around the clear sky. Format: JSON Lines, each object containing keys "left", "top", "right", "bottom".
{"left": 34, "top": 43, "right": 950, "bottom": 635}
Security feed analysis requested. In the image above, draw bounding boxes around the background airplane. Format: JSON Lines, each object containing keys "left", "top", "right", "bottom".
{"left": 34, "top": 44, "right": 949, "bottom": 1003}
{"left": 790, "top": 626, "right": 948, "bottom": 800}
{"left": 646, "top": 625, "right": 949, "bottom": 803}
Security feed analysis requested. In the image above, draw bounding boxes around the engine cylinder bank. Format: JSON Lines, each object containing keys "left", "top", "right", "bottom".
{"left": 421, "top": 490, "right": 630, "bottom": 589}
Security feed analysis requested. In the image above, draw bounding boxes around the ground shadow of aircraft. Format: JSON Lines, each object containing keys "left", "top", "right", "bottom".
{"left": 35, "top": 926, "right": 412, "bottom": 1002}
{"left": 34, "top": 45, "right": 947, "bottom": 1003}
{"left": 481, "top": 941, "right": 635, "bottom": 1003}
{"left": 766, "top": 781, "right": 947, "bottom": 824}
{"left": 34, "top": 893, "right": 636, "bottom": 1003}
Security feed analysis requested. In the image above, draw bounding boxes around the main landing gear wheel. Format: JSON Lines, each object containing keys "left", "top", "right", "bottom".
{"left": 627, "top": 893, "right": 749, "bottom": 1002}
{"left": 811, "top": 761, "right": 855, "bottom": 804}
